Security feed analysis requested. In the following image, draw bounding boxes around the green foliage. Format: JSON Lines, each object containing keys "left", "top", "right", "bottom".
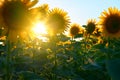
{"left": 106, "top": 59, "right": 120, "bottom": 80}
{"left": 1, "top": 31, "right": 120, "bottom": 80}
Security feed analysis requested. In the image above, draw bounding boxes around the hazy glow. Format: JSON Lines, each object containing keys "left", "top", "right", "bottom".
{"left": 32, "top": 22, "right": 47, "bottom": 35}
{"left": 0, "top": 42, "right": 3, "bottom": 45}
{"left": 32, "top": 22, "right": 48, "bottom": 42}
{"left": 0, "top": 0, "right": 4, "bottom": 6}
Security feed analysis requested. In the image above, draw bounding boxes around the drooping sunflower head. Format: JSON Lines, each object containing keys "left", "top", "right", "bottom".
{"left": 86, "top": 19, "right": 96, "bottom": 34}
{"left": 93, "top": 26, "right": 102, "bottom": 37}
{"left": 0, "top": 0, "right": 38, "bottom": 42}
{"left": 46, "top": 8, "right": 70, "bottom": 35}
{"left": 99, "top": 7, "right": 120, "bottom": 38}
{"left": 30, "top": 3, "right": 49, "bottom": 21}
{"left": 69, "top": 23, "right": 82, "bottom": 37}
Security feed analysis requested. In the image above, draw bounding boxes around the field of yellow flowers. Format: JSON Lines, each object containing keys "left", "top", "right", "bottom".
{"left": 0, "top": 0, "right": 120, "bottom": 80}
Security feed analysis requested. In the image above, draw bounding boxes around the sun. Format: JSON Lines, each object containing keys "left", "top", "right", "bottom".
{"left": 32, "top": 22, "right": 47, "bottom": 35}
{"left": 32, "top": 22, "right": 48, "bottom": 42}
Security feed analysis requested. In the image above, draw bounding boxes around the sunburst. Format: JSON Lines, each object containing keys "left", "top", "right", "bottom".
{"left": 32, "top": 22, "right": 47, "bottom": 35}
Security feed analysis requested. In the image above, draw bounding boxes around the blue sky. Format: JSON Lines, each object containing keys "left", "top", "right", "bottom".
{"left": 37, "top": 0, "right": 120, "bottom": 25}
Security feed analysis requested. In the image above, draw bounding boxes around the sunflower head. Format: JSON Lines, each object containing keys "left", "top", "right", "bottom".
{"left": 0, "top": 0, "right": 38, "bottom": 42}
{"left": 30, "top": 4, "right": 49, "bottom": 21}
{"left": 1, "top": 0, "right": 34, "bottom": 30}
{"left": 86, "top": 19, "right": 96, "bottom": 34}
{"left": 99, "top": 7, "right": 120, "bottom": 38}
{"left": 46, "top": 8, "right": 70, "bottom": 35}
{"left": 93, "top": 26, "right": 102, "bottom": 37}
{"left": 37, "top": 4, "right": 49, "bottom": 20}
{"left": 69, "top": 23, "right": 82, "bottom": 37}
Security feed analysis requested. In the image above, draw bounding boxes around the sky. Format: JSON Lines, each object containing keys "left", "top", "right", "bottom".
{"left": 36, "top": 0, "right": 120, "bottom": 25}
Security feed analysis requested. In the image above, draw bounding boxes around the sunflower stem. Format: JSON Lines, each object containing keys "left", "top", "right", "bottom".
{"left": 106, "top": 38, "right": 111, "bottom": 60}
{"left": 52, "top": 36, "right": 57, "bottom": 80}
{"left": 54, "top": 51, "right": 57, "bottom": 80}
{"left": 84, "top": 33, "right": 89, "bottom": 64}
{"left": 5, "top": 39, "right": 11, "bottom": 80}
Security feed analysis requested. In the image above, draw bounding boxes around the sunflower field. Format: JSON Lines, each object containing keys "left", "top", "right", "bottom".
{"left": 0, "top": 0, "right": 120, "bottom": 80}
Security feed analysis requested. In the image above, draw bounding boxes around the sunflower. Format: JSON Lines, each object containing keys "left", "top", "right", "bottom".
{"left": 46, "top": 8, "right": 70, "bottom": 36}
{"left": 86, "top": 19, "right": 96, "bottom": 34}
{"left": 30, "top": 4, "right": 49, "bottom": 21}
{"left": 99, "top": 7, "right": 120, "bottom": 38}
{"left": 0, "top": 0, "right": 38, "bottom": 42}
{"left": 69, "top": 23, "right": 82, "bottom": 37}
{"left": 93, "top": 26, "right": 102, "bottom": 37}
